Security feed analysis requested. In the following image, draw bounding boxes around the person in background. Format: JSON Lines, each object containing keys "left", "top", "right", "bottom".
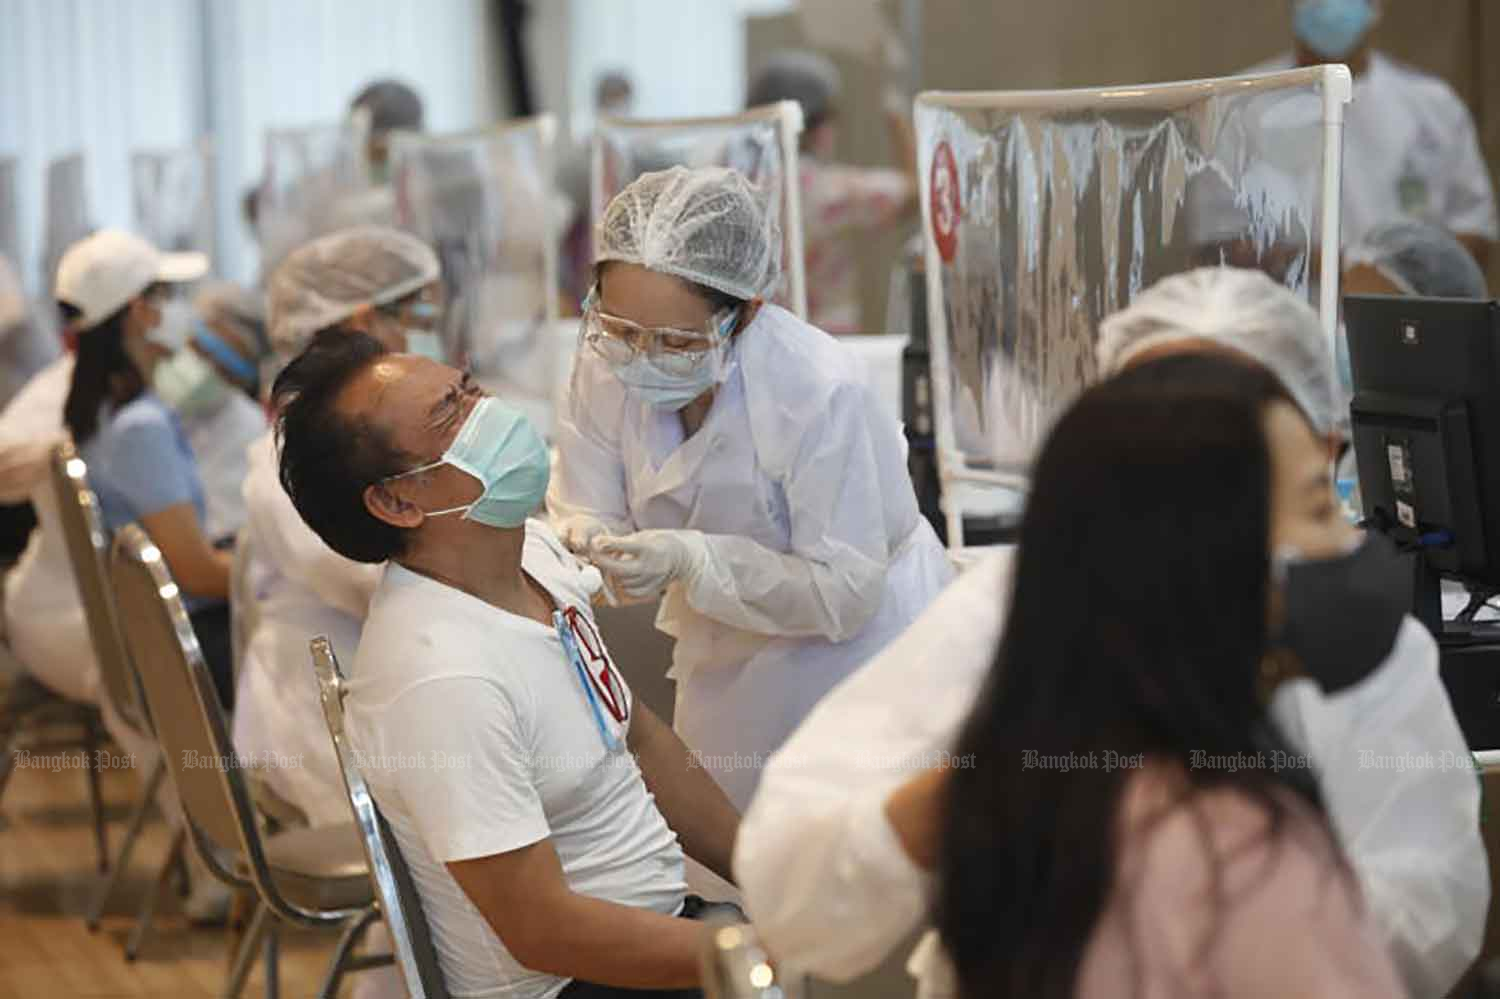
{"left": 596, "top": 70, "right": 635, "bottom": 118}
{"left": 550, "top": 166, "right": 952, "bottom": 811}
{"left": 0, "top": 305, "right": 94, "bottom": 706}
{"left": 272, "top": 329, "right": 740, "bottom": 998}
{"left": 235, "top": 225, "right": 442, "bottom": 831}
{"left": 747, "top": 49, "right": 917, "bottom": 333}
{"left": 1252, "top": 0, "right": 1496, "bottom": 270}
{"left": 0, "top": 254, "right": 57, "bottom": 562}
{"left": 938, "top": 353, "right": 1404, "bottom": 998}
{"left": 1342, "top": 218, "right": 1490, "bottom": 300}
{"left": 55, "top": 229, "right": 234, "bottom": 707}
{"left": 351, "top": 78, "right": 425, "bottom": 186}
{"left": 194, "top": 280, "right": 272, "bottom": 398}
{"left": 560, "top": 69, "right": 639, "bottom": 308}
{"left": 157, "top": 289, "right": 270, "bottom": 545}
{"left": 734, "top": 267, "right": 1483, "bottom": 999}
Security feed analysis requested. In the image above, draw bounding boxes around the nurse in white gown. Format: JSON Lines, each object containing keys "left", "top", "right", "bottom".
{"left": 549, "top": 166, "right": 952, "bottom": 809}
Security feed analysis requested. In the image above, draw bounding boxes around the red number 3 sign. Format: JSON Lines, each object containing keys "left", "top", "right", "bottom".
{"left": 930, "top": 139, "right": 961, "bottom": 264}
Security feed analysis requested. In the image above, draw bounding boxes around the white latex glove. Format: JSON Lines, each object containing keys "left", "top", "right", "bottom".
{"left": 591, "top": 529, "right": 706, "bottom": 600}
{"left": 556, "top": 514, "right": 612, "bottom": 556}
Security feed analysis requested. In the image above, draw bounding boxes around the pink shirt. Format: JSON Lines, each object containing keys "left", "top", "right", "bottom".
{"left": 1076, "top": 769, "right": 1405, "bottom": 998}
{"left": 800, "top": 160, "right": 912, "bottom": 333}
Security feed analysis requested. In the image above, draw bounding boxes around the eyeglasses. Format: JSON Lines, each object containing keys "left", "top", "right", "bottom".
{"left": 553, "top": 605, "right": 629, "bottom": 751}
{"left": 579, "top": 287, "right": 734, "bottom": 377}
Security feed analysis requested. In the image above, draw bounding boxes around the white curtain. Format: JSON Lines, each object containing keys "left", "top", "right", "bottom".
{"left": 0, "top": 0, "right": 203, "bottom": 293}
{"left": 0, "top": 0, "right": 501, "bottom": 290}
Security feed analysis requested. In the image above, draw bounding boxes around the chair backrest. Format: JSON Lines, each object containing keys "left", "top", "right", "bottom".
{"left": 311, "top": 636, "right": 451, "bottom": 999}
{"left": 229, "top": 526, "right": 256, "bottom": 684}
{"left": 109, "top": 523, "right": 330, "bottom": 924}
{"left": 48, "top": 440, "right": 146, "bottom": 732}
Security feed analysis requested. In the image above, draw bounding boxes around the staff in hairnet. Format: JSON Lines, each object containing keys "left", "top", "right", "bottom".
{"left": 735, "top": 268, "right": 1484, "bottom": 999}
{"left": 549, "top": 165, "right": 952, "bottom": 810}
{"left": 234, "top": 226, "right": 445, "bottom": 829}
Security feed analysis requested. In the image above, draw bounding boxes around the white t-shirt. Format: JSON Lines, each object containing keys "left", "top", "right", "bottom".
{"left": 346, "top": 520, "right": 687, "bottom": 999}
{"left": 1252, "top": 52, "right": 1498, "bottom": 247}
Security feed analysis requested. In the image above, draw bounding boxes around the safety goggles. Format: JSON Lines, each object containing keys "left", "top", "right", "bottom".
{"left": 554, "top": 605, "right": 629, "bottom": 752}
{"left": 579, "top": 287, "right": 736, "bottom": 377}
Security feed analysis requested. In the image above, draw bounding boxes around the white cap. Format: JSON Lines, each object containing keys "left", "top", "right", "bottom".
{"left": 55, "top": 229, "right": 208, "bottom": 331}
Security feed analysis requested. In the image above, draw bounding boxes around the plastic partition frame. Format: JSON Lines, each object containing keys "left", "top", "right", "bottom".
{"left": 915, "top": 66, "right": 1352, "bottom": 554}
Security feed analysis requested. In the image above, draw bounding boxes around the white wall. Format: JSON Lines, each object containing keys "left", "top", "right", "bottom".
{"left": 564, "top": 0, "right": 748, "bottom": 141}
{"left": 0, "top": 0, "right": 501, "bottom": 291}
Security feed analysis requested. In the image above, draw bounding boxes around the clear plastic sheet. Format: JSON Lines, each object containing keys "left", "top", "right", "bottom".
{"left": 132, "top": 143, "right": 215, "bottom": 260}
{"left": 0, "top": 157, "right": 18, "bottom": 274}
{"left": 591, "top": 102, "right": 807, "bottom": 317}
{"left": 916, "top": 69, "right": 1349, "bottom": 542}
{"left": 40, "top": 153, "right": 91, "bottom": 297}
{"left": 391, "top": 117, "right": 559, "bottom": 434}
{"left": 257, "top": 115, "right": 375, "bottom": 280}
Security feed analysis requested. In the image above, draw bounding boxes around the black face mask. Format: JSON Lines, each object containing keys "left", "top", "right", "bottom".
{"left": 1272, "top": 532, "right": 1411, "bottom": 694}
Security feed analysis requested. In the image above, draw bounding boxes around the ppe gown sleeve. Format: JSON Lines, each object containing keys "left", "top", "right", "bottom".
{"left": 1434, "top": 91, "right": 1498, "bottom": 241}
{"left": 243, "top": 437, "right": 379, "bottom": 620}
{"left": 681, "top": 382, "right": 890, "bottom": 641}
{"left": 546, "top": 349, "right": 635, "bottom": 535}
{"left": 734, "top": 552, "right": 1011, "bottom": 982}
{"left": 1272, "top": 616, "right": 1487, "bottom": 998}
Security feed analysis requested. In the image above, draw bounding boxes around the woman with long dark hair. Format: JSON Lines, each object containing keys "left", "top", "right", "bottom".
{"left": 55, "top": 230, "right": 235, "bottom": 706}
{"left": 937, "top": 353, "right": 1406, "bottom": 998}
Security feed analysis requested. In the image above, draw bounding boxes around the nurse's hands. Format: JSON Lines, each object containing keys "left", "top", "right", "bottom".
{"left": 556, "top": 515, "right": 612, "bottom": 557}
{"left": 591, "top": 529, "right": 707, "bottom": 600}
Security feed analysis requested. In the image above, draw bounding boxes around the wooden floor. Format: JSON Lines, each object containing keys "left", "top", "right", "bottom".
{"left": 0, "top": 719, "right": 344, "bottom": 997}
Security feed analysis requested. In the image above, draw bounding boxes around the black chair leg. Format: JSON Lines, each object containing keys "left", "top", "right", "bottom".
{"left": 81, "top": 712, "right": 108, "bottom": 872}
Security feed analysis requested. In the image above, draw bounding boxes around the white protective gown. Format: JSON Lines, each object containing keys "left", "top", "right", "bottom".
{"left": 735, "top": 550, "right": 1487, "bottom": 999}
{"left": 233, "top": 432, "right": 380, "bottom": 826}
{"left": 0, "top": 355, "right": 97, "bottom": 705}
{"left": 183, "top": 390, "right": 268, "bottom": 544}
{"left": 550, "top": 303, "right": 954, "bottom": 808}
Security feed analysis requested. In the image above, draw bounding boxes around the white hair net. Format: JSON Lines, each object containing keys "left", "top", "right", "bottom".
{"left": 596, "top": 165, "right": 781, "bottom": 302}
{"left": 267, "top": 224, "right": 440, "bottom": 353}
{"left": 1345, "top": 220, "right": 1488, "bottom": 299}
{"left": 1096, "top": 267, "right": 1337, "bottom": 433}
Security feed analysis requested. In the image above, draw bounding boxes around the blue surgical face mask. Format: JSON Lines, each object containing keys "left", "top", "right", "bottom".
{"left": 611, "top": 309, "right": 740, "bottom": 411}
{"left": 387, "top": 396, "right": 550, "bottom": 529}
{"left": 154, "top": 348, "right": 229, "bottom": 417}
{"left": 1294, "top": 0, "right": 1375, "bottom": 59}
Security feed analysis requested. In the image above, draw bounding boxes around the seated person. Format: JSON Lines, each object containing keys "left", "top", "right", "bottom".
{"left": 55, "top": 229, "right": 235, "bottom": 707}
{"left": 734, "top": 268, "right": 1483, "bottom": 998}
{"left": 272, "top": 330, "right": 740, "bottom": 998}
{"left": 936, "top": 353, "right": 1405, "bottom": 997}
{"left": 235, "top": 225, "right": 442, "bottom": 830}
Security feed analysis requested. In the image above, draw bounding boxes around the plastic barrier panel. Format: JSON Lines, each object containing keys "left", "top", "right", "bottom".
{"left": 916, "top": 67, "right": 1351, "bottom": 550}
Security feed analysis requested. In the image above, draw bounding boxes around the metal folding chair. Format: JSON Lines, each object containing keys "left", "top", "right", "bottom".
{"left": 47, "top": 440, "right": 186, "bottom": 954}
{"left": 311, "top": 636, "right": 451, "bottom": 998}
{"left": 110, "top": 524, "right": 389, "bottom": 998}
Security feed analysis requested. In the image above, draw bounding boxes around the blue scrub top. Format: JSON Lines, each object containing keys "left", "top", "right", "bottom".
{"left": 80, "top": 391, "right": 211, "bottom": 609}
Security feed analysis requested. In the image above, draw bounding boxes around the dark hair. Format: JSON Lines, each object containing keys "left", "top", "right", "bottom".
{"left": 64, "top": 305, "right": 145, "bottom": 445}
{"left": 937, "top": 353, "right": 1330, "bottom": 999}
{"left": 272, "top": 329, "right": 413, "bottom": 563}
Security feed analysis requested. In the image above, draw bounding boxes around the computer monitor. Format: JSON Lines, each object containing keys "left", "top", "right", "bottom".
{"left": 1346, "top": 295, "right": 1500, "bottom": 638}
